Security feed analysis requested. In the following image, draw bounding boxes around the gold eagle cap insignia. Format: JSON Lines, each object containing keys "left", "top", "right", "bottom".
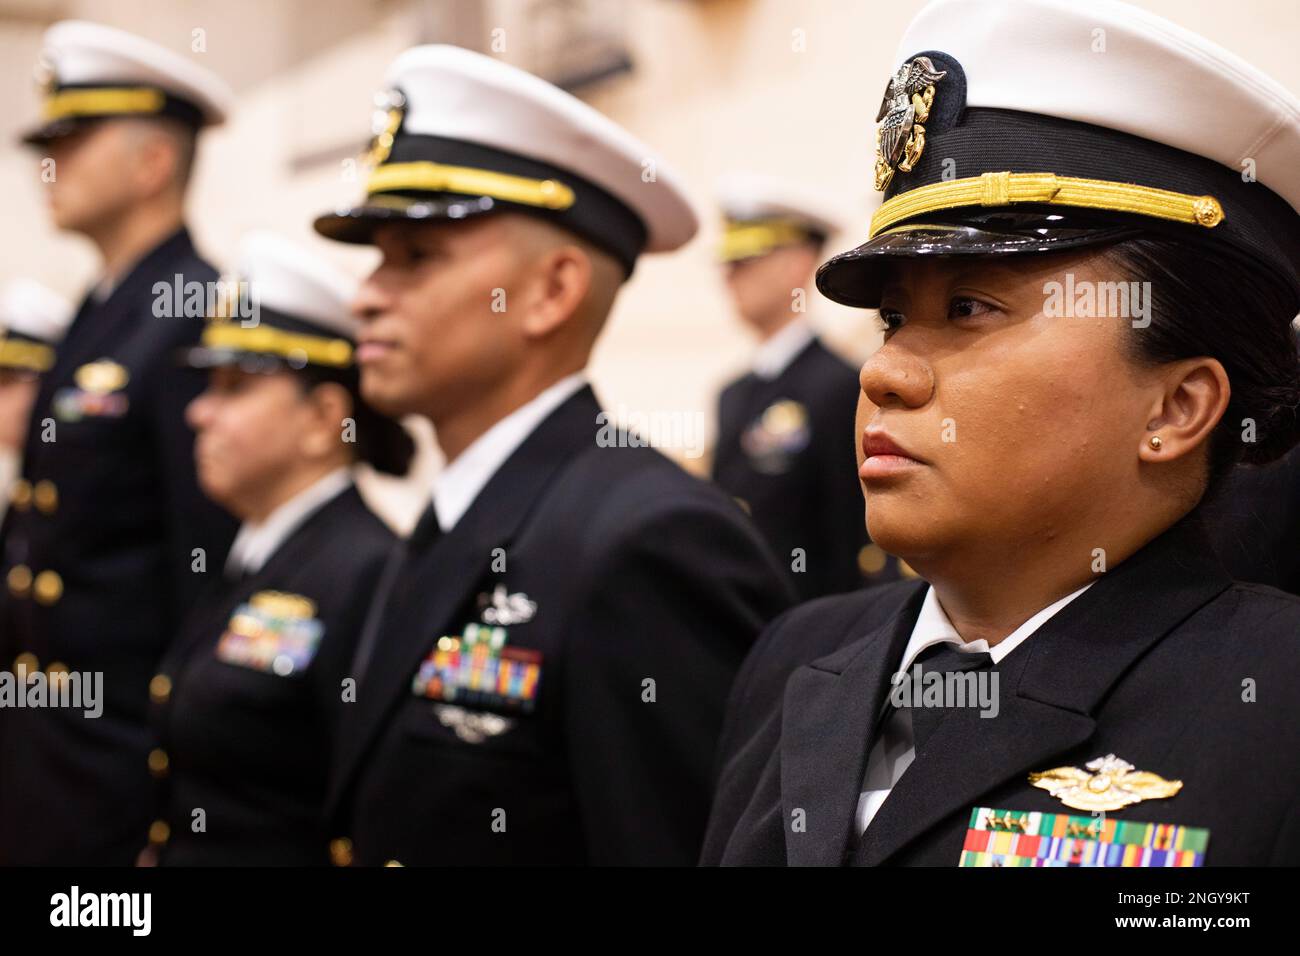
{"left": 874, "top": 55, "right": 948, "bottom": 191}
{"left": 1029, "top": 754, "right": 1183, "bottom": 812}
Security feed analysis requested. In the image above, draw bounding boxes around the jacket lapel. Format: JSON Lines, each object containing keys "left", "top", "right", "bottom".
{"left": 780, "top": 582, "right": 925, "bottom": 866}
{"left": 330, "top": 387, "right": 602, "bottom": 807}
{"left": 852, "top": 512, "right": 1233, "bottom": 866}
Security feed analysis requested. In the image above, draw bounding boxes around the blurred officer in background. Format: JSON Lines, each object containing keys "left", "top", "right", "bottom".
{"left": 0, "top": 279, "right": 72, "bottom": 519}
{"left": 0, "top": 21, "right": 237, "bottom": 865}
{"left": 314, "top": 45, "right": 794, "bottom": 866}
{"left": 713, "top": 172, "right": 901, "bottom": 600}
{"left": 142, "top": 233, "right": 413, "bottom": 866}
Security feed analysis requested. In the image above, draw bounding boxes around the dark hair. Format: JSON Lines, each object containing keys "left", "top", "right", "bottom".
{"left": 293, "top": 365, "right": 415, "bottom": 477}
{"left": 1105, "top": 237, "right": 1300, "bottom": 489}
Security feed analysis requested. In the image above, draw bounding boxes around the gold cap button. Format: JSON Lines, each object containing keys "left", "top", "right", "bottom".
{"left": 7, "top": 564, "right": 32, "bottom": 598}
{"left": 148, "top": 820, "right": 170, "bottom": 845}
{"left": 33, "top": 569, "right": 63, "bottom": 605}
{"left": 10, "top": 479, "right": 31, "bottom": 510}
{"left": 148, "top": 748, "right": 169, "bottom": 778}
{"left": 13, "top": 652, "right": 39, "bottom": 673}
{"left": 150, "top": 674, "right": 173, "bottom": 704}
{"left": 33, "top": 480, "right": 58, "bottom": 515}
{"left": 329, "top": 837, "right": 354, "bottom": 867}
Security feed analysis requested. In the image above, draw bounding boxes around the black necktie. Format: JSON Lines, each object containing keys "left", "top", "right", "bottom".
{"left": 408, "top": 501, "right": 444, "bottom": 551}
{"left": 902, "top": 642, "right": 994, "bottom": 754}
{"left": 349, "top": 503, "right": 443, "bottom": 681}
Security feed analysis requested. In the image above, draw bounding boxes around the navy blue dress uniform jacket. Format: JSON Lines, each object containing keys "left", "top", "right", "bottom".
{"left": 712, "top": 337, "right": 898, "bottom": 601}
{"left": 150, "top": 485, "right": 394, "bottom": 866}
{"left": 328, "top": 385, "right": 796, "bottom": 866}
{"left": 0, "top": 228, "right": 237, "bottom": 865}
{"left": 701, "top": 512, "right": 1300, "bottom": 866}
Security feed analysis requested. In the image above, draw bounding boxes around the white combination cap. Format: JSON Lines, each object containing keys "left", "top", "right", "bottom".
{"left": 22, "top": 20, "right": 234, "bottom": 146}
{"left": 817, "top": 0, "right": 1300, "bottom": 311}
{"left": 315, "top": 44, "right": 698, "bottom": 274}
{"left": 716, "top": 171, "right": 844, "bottom": 262}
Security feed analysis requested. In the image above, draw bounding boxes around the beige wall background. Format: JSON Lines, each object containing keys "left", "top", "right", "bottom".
{"left": 2, "top": 0, "right": 1298, "bottom": 527}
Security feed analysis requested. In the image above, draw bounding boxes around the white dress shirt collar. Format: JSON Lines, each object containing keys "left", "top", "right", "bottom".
{"left": 898, "top": 581, "right": 1095, "bottom": 670}
{"left": 225, "top": 467, "right": 353, "bottom": 577}
{"left": 752, "top": 319, "right": 815, "bottom": 380}
{"left": 432, "top": 372, "right": 589, "bottom": 532}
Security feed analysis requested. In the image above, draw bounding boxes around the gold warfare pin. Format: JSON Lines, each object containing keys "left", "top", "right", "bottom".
{"left": 1028, "top": 753, "right": 1183, "bottom": 812}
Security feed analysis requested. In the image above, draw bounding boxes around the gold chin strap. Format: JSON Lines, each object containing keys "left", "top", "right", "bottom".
{"left": 719, "top": 220, "right": 812, "bottom": 262}
{"left": 367, "top": 161, "right": 576, "bottom": 211}
{"left": 42, "top": 87, "right": 166, "bottom": 121}
{"left": 201, "top": 322, "right": 353, "bottom": 369}
{"left": 869, "top": 171, "right": 1224, "bottom": 239}
{"left": 0, "top": 337, "right": 55, "bottom": 373}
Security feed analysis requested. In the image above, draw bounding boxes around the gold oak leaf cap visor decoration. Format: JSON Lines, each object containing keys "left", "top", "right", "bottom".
{"left": 816, "top": 0, "right": 1300, "bottom": 313}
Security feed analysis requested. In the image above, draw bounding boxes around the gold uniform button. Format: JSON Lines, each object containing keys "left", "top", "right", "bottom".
{"left": 46, "top": 661, "right": 69, "bottom": 685}
{"left": 33, "top": 570, "right": 63, "bottom": 605}
{"left": 13, "top": 652, "right": 39, "bottom": 673}
{"left": 148, "top": 748, "right": 169, "bottom": 778}
{"left": 329, "top": 837, "right": 354, "bottom": 867}
{"left": 384, "top": 860, "right": 404, "bottom": 867}
{"left": 10, "top": 479, "right": 31, "bottom": 511}
{"left": 858, "top": 543, "right": 888, "bottom": 576}
{"left": 148, "top": 820, "right": 170, "bottom": 845}
{"left": 150, "top": 674, "right": 173, "bottom": 704}
{"left": 7, "top": 564, "right": 32, "bottom": 598}
{"left": 33, "top": 480, "right": 58, "bottom": 515}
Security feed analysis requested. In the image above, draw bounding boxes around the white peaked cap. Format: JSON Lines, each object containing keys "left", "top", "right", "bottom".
{"left": 716, "top": 171, "right": 844, "bottom": 237}
{"left": 24, "top": 19, "right": 233, "bottom": 144}
{"left": 0, "top": 279, "right": 74, "bottom": 343}
{"left": 896, "top": 0, "right": 1300, "bottom": 215}
{"left": 236, "top": 232, "right": 358, "bottom": 339}
{"left": 315, "top": 45, "right": 697, "bottom": 268}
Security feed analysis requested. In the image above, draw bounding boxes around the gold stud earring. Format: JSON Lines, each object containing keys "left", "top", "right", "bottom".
{"left": 1149, "top": 435, "right": 1163, "bottom": 450}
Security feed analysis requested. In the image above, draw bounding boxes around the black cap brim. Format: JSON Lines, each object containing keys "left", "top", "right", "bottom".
{"left": 19, "top": 117, "right": 88, "bottom": 148}
{"left": 313, "top": 192, "right": 500, "bottom": 245}
{"left": 816, "top": 209, "right": 1140, "bottom": 309}
{"left": 179, "top": 346, "right": 303, "bottom": 374}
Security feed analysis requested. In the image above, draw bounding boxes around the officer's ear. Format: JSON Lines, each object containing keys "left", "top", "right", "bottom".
{"left": 121, "top": 118, "right": 188, "bottom": 198}
{"left": 300, "top": 381, "right": 353, "bottom": 460}
{"left": 517, "top": 241, "right": 594, "bottom": 340}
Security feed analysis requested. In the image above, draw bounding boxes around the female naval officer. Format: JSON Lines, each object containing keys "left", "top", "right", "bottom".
{"left": 142, "top": 232, "right": 414, "bottom": 865}
{"left": 703, "top": 0, "right": 1300, "bottom": 867}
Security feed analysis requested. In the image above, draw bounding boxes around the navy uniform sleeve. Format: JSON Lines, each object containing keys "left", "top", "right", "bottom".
{"left": 561, "top": 489, "right": 794, "bottom": 865}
